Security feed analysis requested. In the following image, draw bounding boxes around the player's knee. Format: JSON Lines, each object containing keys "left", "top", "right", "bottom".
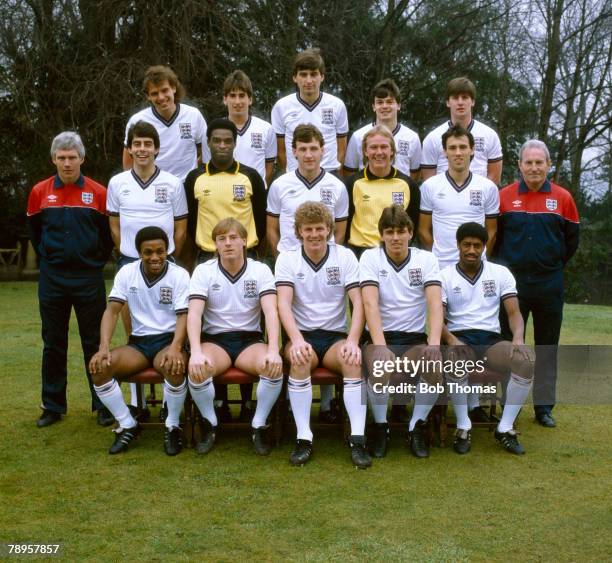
{"left": 288, "top": 362, "right": 310, "bottom": 379}
{"left": 510, "top": 357, "right": 534, "bottom": 381}
{"left": 164, "top": 371, "right": 186, "bottom": 386}
{"left": 420, "top": 367, "right": 443, "bottom": 386}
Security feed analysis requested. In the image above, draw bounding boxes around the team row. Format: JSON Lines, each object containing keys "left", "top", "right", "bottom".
{"left": 88, "top": 203, "right": 535, "bottom": 468}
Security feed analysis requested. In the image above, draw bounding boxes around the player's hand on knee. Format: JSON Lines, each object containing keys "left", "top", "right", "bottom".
{"left": 289, "top": 340, "right": 312, "bottom": 366}
{"left": 188, "top": 351, "right": 213, "bottom": 382}
{"left": 160, "top": 347, "right": 185, "bottom": 376}
{"left": 511, "top": 342, "right": 535, "bottom": 364}
{"left": 341, "top": 339, "right": 361, "bottom": 366}
{"left": 89, "top": 348, "right": 111, "bottom": 374}
{"left": 446, "top": 341, "right": 475, "bottom": 363}
{"left": 260, "top": 349, "right": 283, "bottom": 378}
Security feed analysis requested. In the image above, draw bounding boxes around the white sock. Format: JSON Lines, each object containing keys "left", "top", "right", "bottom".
{"left": 448, "top": 381, "right": 472, "bottom": 431}
{"left": 188, "top": 378, "right": 217, "bottom": 426}
{"left": 498, "top": 373, "right": 532, "bottom": 433}
{"left": 344, "top": 379, "right": 366, "bottom": 436}
{"left": 367, "top": 384, "right": 388, "bottom": 423}
{"left": 128, "top": 382, "right": 147, "bottom": 408}
{"left": 319, "top": 384, "right": 334, "bottom": 411}
{"left": 95, "top": 380, "right": 136, "bottom": 429}
{"left": 288, "top": 377, "right": 313, "bottom": 441}
{"left": 252, "top": 376, "right": 282, "bottom": 428}
{"left": 467, "top": 392, "right": 480, "bottom": 410}
{"left": 409, "top": 387, "right": 438, "bottom": 431}
{"left": 164, "top": 380, "right": 187, "bottom": 429}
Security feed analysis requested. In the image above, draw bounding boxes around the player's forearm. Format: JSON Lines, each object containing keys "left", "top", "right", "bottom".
{"left": 278, "top": 302, "right": 302, "bottom": 343}
{"left": 363, "top": 300, "right": 385, "bottom": 345}
{"left": 186, "top": 310, "right": 203, "bottom": 350}
{"left": 173, "top": 221, "right": 187, "bottom": 257}
{"left": 508, "top": 310, "right": 525, "bottom": 344}
{"left": 347, "top": 295, "right": 365, "bottom": 343}
{"left": 99, "top": 308, "right": 119, "bottom": 350}
{"left": 266, "top": 226, "right": 280, "bottom": 256}
{"left": 171, "top": 313, "right": 188, "bottom": 349}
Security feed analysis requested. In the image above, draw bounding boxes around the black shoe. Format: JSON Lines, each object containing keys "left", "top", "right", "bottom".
{"left": 96, "top": 407, "right": 115, "bottom": 427}
{"left": 390, "top": 404, "right": 410, "bottom": 423}
{"left": 453, "top": 428, "right": 471, "bottom": 454}
{"left": 469, "top": 406, "right": 492, "bottom": 423}
{"left": 290, "top": 439, "right": 313, "bottom": 466}
{"left": 128, "top": 405, "right": 151, "bottom": 423}
{"left": 215, "top": 402, "right": 232, "bottom": 424}
{"left": 109, "top": 424, "right": 141, "bottom": 454}
{"left": 240, "top": 403, "right": 255, "bottom": 423}
{"left": 252, "top": 426, "right": 272, "bottom": 456}
{"left": 36, "top": 410, "right": 62, "bottom": 428}
{"left": 408, "top": 419, "right": 429, "bottom": 458}
{"left": 350, "top": 435, "right": 372, "bottom": 469}
{"left": 164, "top": 426, "right": 183, "bottom": 456}
{"left": 196, "top": 418, "right": 217, "bottom": 455}
{"left": 536, "top": 412, "right": 556, "bottom": 428}
{"left": 370, "top": 422, "right": 389, "bottom": 458}
{"left": 494, "top": 428, "right": 525, "bottom": 455}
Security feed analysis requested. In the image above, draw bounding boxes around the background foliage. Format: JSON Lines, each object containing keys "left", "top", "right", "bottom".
{"left": 0, "top": 0, "right": 610, "bottom": 300}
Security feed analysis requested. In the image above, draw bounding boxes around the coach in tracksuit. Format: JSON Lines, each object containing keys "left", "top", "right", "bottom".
{"left": 496, "top": 139, "right": 579, "bottom": 428}
{"left": 27, "top": 132, "right": 114, "bottom": 428}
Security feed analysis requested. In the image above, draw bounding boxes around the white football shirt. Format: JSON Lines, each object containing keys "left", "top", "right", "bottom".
{"left": 440, "top": 261, "right": 517, "bottom": 333}
{"left": 359, "top": 246, "right": 441, "bottom": 333}
{"left": 267, "top": 169, "right": 349, "bottom": 252}
{"left": 234, "top": 115, "right": 276, "bottom": 185}
{"left": 107, "top": 168, "right": 188, "bottom": 258}
{"left": 124, "top": 103, "right": 209, "bottom": 182}
{"left": 109, "top": 260, "right": 190, "bottom": 336}
{"left": 189, "top": 258, "right": 276, "bottom": 334}
{"left": 421, "top": 119, "right": 502, "bottom": 178}
{"left": 275, "top": 244, "right": 359, "bottom": 332}
{"left": 344, "top": 122, "right": 422, "bottom": 176}
{"left": 271, "top": 92, "right": 349, "bottom": 171}
{"left": 420, "top": 172, "right": 499, "bottom": 269}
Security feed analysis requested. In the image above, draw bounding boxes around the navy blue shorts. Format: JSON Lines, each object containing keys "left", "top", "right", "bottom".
{"left": 128, "top": 332, "right": 174, "bottom": 362}
{"left": 301, "top": 329, "right": 347, "bottom": 364}
{"left": 202, "top": 331, "right": 264, "bottom": 363}
{"left": 452, "top": 329, "right": 504, "bottom": 359}
{"left": 362, "top": 331, "right": 427, "bottom": 347}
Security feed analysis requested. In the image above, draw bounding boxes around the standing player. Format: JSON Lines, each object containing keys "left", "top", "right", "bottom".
{"left": 223, "top": 70, "right": 276, "bottom": 186}
{"left": 343, "top": 79, "right": 421, "bottom": 181}
{"left": 421, "top": 77, "right": 503, "bottom": 185}
{"left": 187, "top": 218, "right": 283, "bottom": 456}
{"left": 276, "top": 202, "right": 371, "bottom": 468}
{"left": 89, "top": 227, "right": 190, "bottom": 456}
{"left": 267, "top": 124, "right": 348, "bottom": 255}
{"left": 346, "top": 125, "right": 420, "bottom": 258}
{"left": 108, "top": 121, "right": 188, "bottom": 266}
{"left": 27, "top": 132, "right": 114, "bottom": 428}
{"left": 496, "top": 140, "right": 579, "bottom": 428}
{"left": 185, "top": 118, "right": 267, "bottom": 264}
{"left": 441, "top": 222, "right": 535, "bottom": 455}
{"left": 123, "top": 65, "right": 208, "bottom": 182}
{"left": 272, "top": 48, "right": 349, "bottom": 173}
{"left": 360, "top": 206, "right": 443, "bottom": 458}
{"left": 419, "top": 124, "right": 498, "bottom": 270}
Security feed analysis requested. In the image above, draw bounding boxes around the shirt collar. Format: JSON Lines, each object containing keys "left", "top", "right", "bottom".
{"left": 364, "top": 166, "right": 397, "bottom": 181}
{"left": 53, "top": 174, "right": 85, "bottom": 188}
{"left": 519, "top": 178, "right": 551, "bottom": 193}
{"left": 206, "top": 160, "right": 239, "bottom": 175}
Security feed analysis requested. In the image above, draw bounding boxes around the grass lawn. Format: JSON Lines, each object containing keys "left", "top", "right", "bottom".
{"left": 1, "top": 282, "right": 611, "bottom": 561}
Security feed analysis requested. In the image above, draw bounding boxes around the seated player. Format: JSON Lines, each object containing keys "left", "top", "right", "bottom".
{"left": 187, "top": 218, "right": 283, "bottom": 456}
{"left": 276, "top": 202, "right": 371, "bottom": 468}
{"left": 360, "top": 205, "right": 443, "bottom": 458}
{"left": 89, "top": 227, "right": 190, "bottom": 456}
{"left": 441, "top": 222, "right": 535, "bottom": 455}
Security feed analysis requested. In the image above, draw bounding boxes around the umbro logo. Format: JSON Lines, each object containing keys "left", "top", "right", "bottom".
{"left": 129, "top": 286, "right": 138, "bottom": 293}
{"left": 203, "top": 189, "right": 211, "bottom": 196}
{"left": 362, "top": 195, "right": 370, "bottom": 201}
{"left": 211, "top": 283, "right": 221, "bottom": 290}
{"left": 47, "top": 194, "right": 58, "bottom": 201}
{"left": 297, "top": 273, "right": 305, "bottom": 280}
{"left": 453, "top": 286, "right": 462, "bottom": 293}
{"left": 512, "top": 199, "right": 522, "bottom": 207}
